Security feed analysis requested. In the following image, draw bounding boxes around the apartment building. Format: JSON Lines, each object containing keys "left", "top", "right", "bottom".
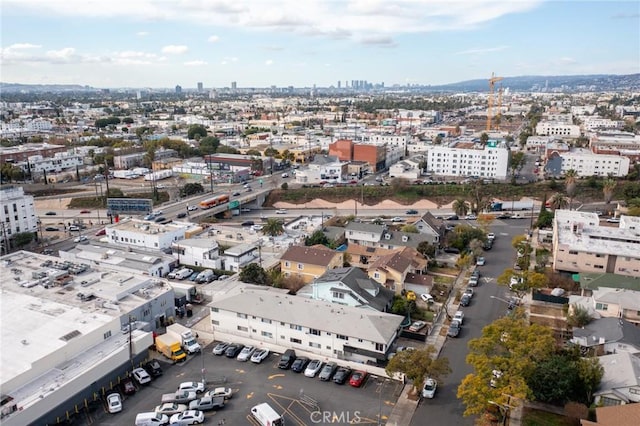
{"left": 0, "top": 142, "right": 67, "bottom": 163}
{"left": 552, "top": 210, "right": 640, "bottom": 277}
{"left": 17, "top": 152, "right": 84, "bottom": 174}
{"left": 209, "top": 286, "right": 404, "bottom": 365}
{"left": 106, "top": 218, "right": 187, "bottom": 251}
{"left": 426, "top": 141, "right": 510, "bottom": 179}
{"left": 535, "top": 121, "right": 581, "bottom": 137}
{"left": 280, "top": 245, "right": 343, "bottom": 284}
{"left": 558, "top": 148, "right": 630, "bottom": 177}
{"left": 328, "top": 139, "right": 387, "bottom": 172}
{"left": 0, "top": 186, "right": 38, "bottom": 254}
{"left": 113, "top": 152, "right": 145, "bottom": 169}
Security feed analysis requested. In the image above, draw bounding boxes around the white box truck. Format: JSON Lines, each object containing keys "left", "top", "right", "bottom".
{"left": 251, "top": 403, "right": 284, "bottom": 426}
{"left": 167, "top": 323, "right": 201, "bottom": 355}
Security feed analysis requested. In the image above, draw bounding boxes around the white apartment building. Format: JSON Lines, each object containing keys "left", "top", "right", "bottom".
{"left": 0, "top": 251, "right": 174, "bottom": 426}
{"left": 171, "top": 238, "right": 222, "bottom": 270}
{"left": 571, "top": 105, "right": 597, "bottom": 116}
{"left": 222, "top": 242, "right": 259, "bottom": 272}
{"left": 0, "top": 118, "right": 53, "bottom": 132}
{"left": 17, "top": 152, "right": 84, "bottom": 174}
{"left": 366, "top": 134, "right": 408, "bottom": 153}
{"left": 389, "top": 158, "right": 422, "bottom": 180}
{"left": 209, "top": 286, "right": 404, "bottom": 365}
{"left": 583, "top": 117, "right": 623, "bottom": 131}
{"left": 0, "top": 186, "right": 38, "bottom": 253}
{"left": 426, "top": 141, "right": 510, "bottom": 179}
{"left": 106, "top": 219, "right": 187, "bottom": 250}
{"left": 558, "top": 149, "right": 630, "bottom": 177}
{"left": 525, "top": 135, "right": 556, "bottom": 150}
{"left": 536, "top": 121, "right": 581, "bottom": 137}
{"left": 386, "top": 144, "right": 405, "bottom": 168}
{"left": 552, "top": 210, "right": 640, "bottom": 277}
{"left": 544, "top": 113, "right": 573, "bottom": 124}
{"left": 113, "top": 152, "right": 145, "bottom": 169}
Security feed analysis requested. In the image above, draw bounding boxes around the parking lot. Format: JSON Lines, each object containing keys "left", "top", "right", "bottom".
{"left": 96, "top": 342, "right": 401, "bottom": 425}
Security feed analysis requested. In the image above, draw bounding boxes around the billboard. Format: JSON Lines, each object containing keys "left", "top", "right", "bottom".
{"left": 107, "top": 198, "right": 153, "bottom": 215}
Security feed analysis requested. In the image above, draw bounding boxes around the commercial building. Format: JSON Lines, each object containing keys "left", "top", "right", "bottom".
{"left": 552, "top": 210, "right": 640, "bottom": 277}
{"left": 0, "top": 186, "right": 38, "bottom": 254}
{"left": 0, "top": 142, "right": 67, "bottom": 164}
{"left": 16, "top": 152, "right": 84, "bottom": 174}
{"left": 556, "top": 148, "right": 630, "bottom": 177}
{"left": 0, "top": 251, "right": 174, "bottom": 426}
{"left": 105, "top": 218, "right": 190, "bottom": 251}
{"left": 535, "top": 121, "right": 581, "bottom": 137}
{"left": 209, "top": 286, "right": 404, "bottom": 365}
{"left": 328, "top": 139, "right": 387, "bottom": 172}
{"left": 425, "top": 141, "right": 510, "bottom": 179}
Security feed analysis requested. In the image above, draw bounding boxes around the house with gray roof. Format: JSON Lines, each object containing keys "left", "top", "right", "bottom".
{"left": 297, "top": 267, "right": 395, "bottom": 312}
{"left": 411, "top": 211, "right": 445, "bottom": 246}
{"left": 570, "top": 317, "right": 640, "bottom": 355}
{"left": 593, "top": 352, "right": 640, "bottom": 406}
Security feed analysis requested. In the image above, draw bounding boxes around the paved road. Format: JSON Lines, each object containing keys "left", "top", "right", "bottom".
{"left": 411, "top": 219, "right": 530, "bottom": 426}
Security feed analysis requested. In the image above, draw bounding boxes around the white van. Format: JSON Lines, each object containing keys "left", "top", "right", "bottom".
{"left": 251, "top": 403, "right": 285, "bottom": 426}
{"left": 135, "top": 412, "right": 169, "bottom": 426}
{"left": 175, "top": 268, "right": 193, "bottom": 280}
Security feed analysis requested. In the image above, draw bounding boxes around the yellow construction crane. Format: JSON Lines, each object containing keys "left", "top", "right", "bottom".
{"left": 487, "top": 72, "right": 504, "bottom": 131}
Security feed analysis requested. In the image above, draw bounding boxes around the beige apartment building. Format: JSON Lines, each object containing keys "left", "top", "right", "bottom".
{"left": 552, "top": 210, "right": 640, "bottom": 277}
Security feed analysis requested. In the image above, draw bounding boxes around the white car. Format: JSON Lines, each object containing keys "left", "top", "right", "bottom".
{"left": 132, "top": 367, "right": 151, "bottom": 385}
{"left": 487, "top": 232, "right": 496, "bottom": 240}
{"left": 276, "top": 209, "right": 287, "bottom": 214}
{"left": 509, "top": 276, "right": 524, "bottom": 289}
{"left": 304, "top": 359, "right": 324, "bottom": 377}
{"left": 465, "top": 214, "right": 477, "bottom": 220}
{"left": 391, "top": 217, "right": 404, "bottom": 222}
{"left": 169, "top": 410, "right": 205, "bottom": 425}
{"left": 463, "top": 288, "right": 474, "bottom": 299}
{"left": 453, "top": 310, "right": 464, "bottom": 325}
{"left": 155, "top": 402, "right": 188, "bottom": 416}
{"left": 252, "top": 224, "right": 263, "bottom": 231}
{"left": 73, "top": 235, "right": 88, "bottom": 243}
{"left": 250, "top": 348, "right": 270, "bottom": 364}
{"left": 420, "top": 293, "right": 434, "bottom": 303}
{"left": 422, "top": 378, "right": 437, "bottom": 399}
{"left": 476, "top": 257, "right": 486, "bottom": 266}
{"left": 178, "top": 381, "right": 205, "bottom": 394}
{"left": 236, "top": 345, "right": 256, "bottom": 362}
{"left": 187, "top": 205, "right": 198, "bottom": 211}
{"left": 107, "top": 393, "right": 122, "bottom": 413}
{"left": 205, "top": 387, "right": 233, "bottom": 400}
{"left": 490, "top": 369, "right": 503, "bottom": 388}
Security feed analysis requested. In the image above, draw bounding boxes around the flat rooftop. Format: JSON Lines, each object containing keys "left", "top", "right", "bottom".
{"left": 555, "top": 210, "right": 640, "bottom": 257}
{"left": 111, "top": 218, "right": 187, "bottom": 234}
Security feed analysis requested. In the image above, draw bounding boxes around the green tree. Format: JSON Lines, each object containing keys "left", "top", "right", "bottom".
{"left": 216, "top": 145, "right": 240, "bottom": 154}
{"left": 548, "top": 192, "right": 569, "bottom": 211}
{"left": 602, "top": 178, "right": 617, "bottom": 204}
{"left": 453, "top": 198, "right": 469, "bottom": 217}
{"left": 457, "top": 311, "right": 555, "bottom": 416}
{"left": 449, "top": 225, "right": 486, "bottom": 251}
{"left": 480, "top": 132, "right": 489, "bottom": 145}
{"left": 566, "top": 304, "right": 592, "bottom": 328}
{"left": 187, "top": 124, "right": 208, "bottom": 140}
{"left": 281, "top": 182, "right": 288, "bottom": 190}
{"left": 304, "top": 230, "right": 330, "bottom": 247}
{"left": 199, "top": 136, "right": 220, "bottom": 155}
{"left": 400, "top": 224, "right": 419, "bottom": 233}
{"left": 262, "top": 218, "right": 284, "bottom": 237}
{"left": 564, "top": 169, "right": 578, "bottom": 209}
{"left": 509, "top": 152, "right": 526, "bottom": 182}
{"left": 239, "top": 263, "right": 269, "bottom": 285}
{"left": 576, "top": 357, "right": 604, "bottom": 404}
{"left": 526, "top": 353, "right": 582, "bottom": 405}
{"left": 386, "top": 346, "right": 451, "bottom": 395}
{"left": 180, "top": 183, "right": 204, "bottom": 197}
{"left": 416, "top": 241, "right": 436, "bottom": 258}
{"left": 13, "top": 231, "right": 35, "bottom": 248}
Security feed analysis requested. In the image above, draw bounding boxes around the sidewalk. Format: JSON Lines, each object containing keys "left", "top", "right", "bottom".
{"left": 386, "top": 267, "right": 469, "bottom": 425}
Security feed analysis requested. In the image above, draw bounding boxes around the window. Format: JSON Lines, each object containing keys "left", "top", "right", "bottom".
{"left": 212, "top": 320, "right": 219, "bottom": 325}
{"left": 237, "top": 313, "right": 247, "bottom": 319}
{"left": 332, "top": 291, "right": 345, "bottom": 299}
{"left": 261, "top": 318, "right": 272, "bottom": 324}
{"left": 290, "top": 324, "right": 302, "bottom": 331}
{"left": 261, "top": 331, "right": 273, "bottom": 338}
{"left": 375, "top": 343, "right": 384, "bottom": 351}
{"left": 211, "top": 307, "right": 219, "bottom": 313}
{"left": 596, "top": 303, "right": 608, "bottom": 311}
{"left": 284, "top": 261, "right": 290, "bottom": 267}
{"left": 336, "top": 334, "right": 348, "bottom": 340}
{"left": 374, "top": 272, "right": 380, "bottom": 279}
{"left": 237, "top": 326, "right": 248, "bottom": 332}
{"left": 309, "top": 342, "right": 321, "bottom": 349}
{"left": 290, "top": 338, "right": 302, "bottom": 344}
{"left": 103, "top": 331, "right": 112, "bottom": 339}
{"left": 297, "top": 263, "right": 304, "bottom": 270}
{"left": 569, "top": 250, "right": 578, "bottom": 255}
{"left": 309, "top": 328, "right": 320, "bottom": 336}
{"left": 600, "top": 396, "right": 622, "bottom": 407}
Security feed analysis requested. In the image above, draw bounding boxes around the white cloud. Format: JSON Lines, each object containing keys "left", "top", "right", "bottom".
{"left": 136, "top": 31, "right": 149, "bottom": 37}
{"left": 184, "top": 60, "right": 207, "bottom": 66}
{"left": 208, "top": 35, "right": 220, "bottom": 43}
{"left": 161, "top": 45, "right": 188, "bottom": 55}
{"left": 455, "top": 45, "right": 509, "bottom": 55}
{"left": 265, "top": 59, "right": 273, "bottom": 66}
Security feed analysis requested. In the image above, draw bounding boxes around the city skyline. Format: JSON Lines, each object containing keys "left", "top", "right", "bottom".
{"left": 1, "top": 0, "right": 639, "bottom": 89}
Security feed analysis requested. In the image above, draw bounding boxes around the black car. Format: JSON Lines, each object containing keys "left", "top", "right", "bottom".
{"left": 483, "top": 241, "right": 493, "bottom": 250}
{"left": 405, "top": 209, "right": 418, "bottom": 215}
{"left": 241, "top": 221, "right": 255, "bottom": 227}
{"left": 232, "top": 191, "right": 241, "bottom": 196}
{"left": 154, "top": 216, "right": 166, "bottom": 223}
{"left": 333, "top": 367, "right": 352, "bottom": 385}
{"left": 460, "top": 294, "right": 471, "bottom": 307}
{"left": 278, "top": 349, "right": 296, "bottom": 369}
{"left": 443, "top": 247, "right": 460, "bottom": 254}
{"left": 177, "top": 212, "right": 187, "bottom": 219}
{"left": 291, "top": 356, "right": 310, "bottom": 373}
{"left": 446, "top": 215, "right": 459, "bottom": 220}
{"left": 45, "top": 226, "right": 59, "bottom": 231}
{"left": 45, "top": 211, "right": 57, "bottom": 216}
{"left": 225, "top": 343, "right": 244, "bottom": 358}
{"left": 447, "top": 320, "right": 461, "bottom": 338}
{"left": 144, "top": 360, "right": 163, "bottom": 377}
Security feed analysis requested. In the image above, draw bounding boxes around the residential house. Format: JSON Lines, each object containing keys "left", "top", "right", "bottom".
{"left": 170, "top": 238, "right": 222, "bottom": 270}
{"left": 297, "top": 267, "right": 395, "bottom": 312}
{"left": 580, "top": 402, "right": 640, "bottom": 426}
{"left": 222, "top": 242, "right": 259, "bottom": 272}
{"left": 593, "top": 352, "right": 640, "bottom": 406}
{"left": 345, "top": 222, "right": 433, "bottom": 251}
{"left": 280, "top": 245, "right": 343, "bottom": 284}
{"left": 208, "top": 285, "right": 404, "bottom": 365}
{"left": 411, "top": 211, "right": 445, "bottom": 246}
{"left": 367, "top": 247, "right": 429, "bottom": 294}
{"left": 578, "top": 273, "right": 640, "bottom": 325}
{"left": 570, "top": 317, "right": 640, "bottom": 356}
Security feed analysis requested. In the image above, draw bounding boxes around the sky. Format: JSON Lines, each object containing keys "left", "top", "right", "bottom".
{"left": 1, "top": 0, "right": 639, "bottom": 89}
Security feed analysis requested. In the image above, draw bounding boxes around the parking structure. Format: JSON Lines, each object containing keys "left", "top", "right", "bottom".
{"left": 95, "top": 343, "right": 401, "bottom": 425}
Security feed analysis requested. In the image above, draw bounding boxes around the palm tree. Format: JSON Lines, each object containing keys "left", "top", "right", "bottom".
{"left": 453, "top": 199, "right": 469, "bottom": 217}
{"left": 564, "top": 169, "right": 578, "bottom": 209}
{"left": 262, "top": 218, "right": 284, "bottom": 237}
{"left": 548, "top": 192, "right": 569, "bottom": 211}
{"left": 602, "top": 178, "right": 617, "bottom": 204}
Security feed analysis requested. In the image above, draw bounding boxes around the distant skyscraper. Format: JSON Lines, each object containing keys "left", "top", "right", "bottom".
{"left": 231, "top": 81, "right": 237, "bottom": 90}
{"left": 197, "top": 82, "right": 203, "bottom": 92}
{"left": 337, "top": 81, "right": 341, "bottom": 89}
{"left": 175, "top": 85, "right": 182, "bottom": 94}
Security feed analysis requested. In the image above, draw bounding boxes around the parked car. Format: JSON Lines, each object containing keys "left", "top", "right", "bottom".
{"left": 132, "top": 367, "right": 152, "bottom": 385}
{"left": 178, "top": 381, "right": 205, "bottom": 394}
{"left": 73, "top": 235, "right": 88, "bottom": 243}
{"left": 468, "top": 275, "right": 479, "bottom": 287}
{"left": 476, "top": 256, "right": 486, "bottom": 266}
{"left": 107, "top": 393, "right": 122, "bottom": 413}
{"left": 95, "top": 228, "right": 106, "bottom": 236}
{"left": 460, "top": 294, "right": 471, "bottom": 307}
{"left": 447, "top": 320, "right": 461, "bottom": 337}
{"left": 236, "top": 345, "right": 256, "bottom": 362}
{"left": 188, "top": 271, "right": 200, "bottom": 282}
{"left": 155, "top": 403, "right": 187, "bottom": 416}
{"left": 225, "top": 343, "right": 244, "bottom": 358}
{"left": 188, "top": 396, "right": 225, "bottom": 411}
{"left": 205, "top": 387, "right": 233, "bottom": 400}
{"left": 422, "top": 378, "right": 437, "bottom": 399}
{"left": 250, "top": 348, "right": 270, "bottom": 364}
{"left": 349, "top": 370, "right": 368, "bottom": 388}
{"left": 304, "top": 359, "right": 323, "bottom": 378}
{"left": 409, "top": 321, "right": 427, "bottom": 332}
{"left": 212, "top": 342, "right": 230, "bottom": 355}
{"left": 120, "top": 377, "right": 136, "bottom": 395}
{"left": 405, "top": 209, "right": 419, "bottom": 215}
{"left": 291, "top": 356, "right": 310, "bottom": 373}
{"left": 278, "top": 349, "right": 296, "bottom": 369}
{"left": 241, "top": 221, "right": 255, "bottom": 227}
{"left": 391, "top": 216, "right": 403, "bottom": 222}
{"left": 276, "top": 209, "right": 287, "bottom": 214}
{"left": 463, "top": 288, "right": 474, "bottom": 299}
{"left": 319, "top": 362, "right": 337, "bottom": 381}
{"left": 169, "top": 410, "right": 205, "bottom": 425}
{"left": 80, "top": 210, "right": 91, "bottom": 214}
{"left": 420, "top": 293, "right": 434, "bottom": 303}
{"left": 45, "top": 226, "right": 59, "bottom": 231}
{"left": 144, "top": 360, "right": 163, "bottom": 377}
{"left": 464, "top": 214, "right": 477, "bottom": 220}
{"left": 453, "top": 310, "right": 465, "bottom": 325}
{"left": 45, "top": 211, "right": 57, "bottom": 215}
{"left": 443, "top": 247, "right": 460, "bottom": 254}
{"left": 333, "top": 367, "right": 352, "bottom": 385}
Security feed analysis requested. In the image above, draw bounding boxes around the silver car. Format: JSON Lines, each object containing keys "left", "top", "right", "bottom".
{"left": 319, "top": 362, "right": 337, "bottom": 381}
{"left": 304, "top": 360, "right": 323, "bottom": 378}
{"left": 236, "top": 345, "right": 256, "bottom": 362}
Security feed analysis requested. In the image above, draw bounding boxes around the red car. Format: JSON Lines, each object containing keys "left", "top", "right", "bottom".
{"left": 349, "top": 370, "right": 367, "bottom": 388}
{"left": 80, "top": 210, "right": 91, "bottom": 214}
{"left": 120, "top": 377, "right": 136, "bottom": 395}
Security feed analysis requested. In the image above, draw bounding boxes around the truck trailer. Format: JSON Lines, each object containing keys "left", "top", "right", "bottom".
{"left": 155, "top": 333, "right": 187, "bottom": 362}
{"left": 166, "top": 323, "right": 201, "bottom": 355}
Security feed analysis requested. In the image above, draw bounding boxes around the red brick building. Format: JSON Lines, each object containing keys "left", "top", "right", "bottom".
{"left": 328, "top": 139, "right": 386, "bottom": 172}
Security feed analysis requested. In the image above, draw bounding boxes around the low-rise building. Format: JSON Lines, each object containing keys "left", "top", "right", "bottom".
{"left": 209, "top": 285, "right": 403, "bottom": 365}
{"left": 425, "top": 140, "right": 510, "bottom": 179}
{"left": 280, "top": 245, "right": 343, "bottom": 284}
{"left": 222, "top": 242, "right": 259, "bottom": 272}
{"left": 0, "top": 186, "right": 38, "bottom": 254}
{"left": 557, "top": 148, "right": 630, "bottom": 177}
{"left": 593, "top": 352, "right": 640, "bottom": 406}
{"left": 570, "top": 318, "right": 640, "bottom": 356}
{"left": 106, "top": 218, "right": 189, "bottom": 251}
{"left": 170, "top": 237, "right": 222, "bottom": 270}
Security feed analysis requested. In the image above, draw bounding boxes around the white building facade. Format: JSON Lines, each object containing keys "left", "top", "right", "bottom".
{"left": 106, "top": 219, "right": 186, "bottom": 250}
{"left": 559, "top": 149, "right": 631, "bottom": 177}
{"left": 0, "top": 186, "right": 38, "bottom": 253}
{"left": 426, "top": 142, "right": 510, "bottom": 179}
{"left": 535, "top": 122, "right": 581, "bottom": 137}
